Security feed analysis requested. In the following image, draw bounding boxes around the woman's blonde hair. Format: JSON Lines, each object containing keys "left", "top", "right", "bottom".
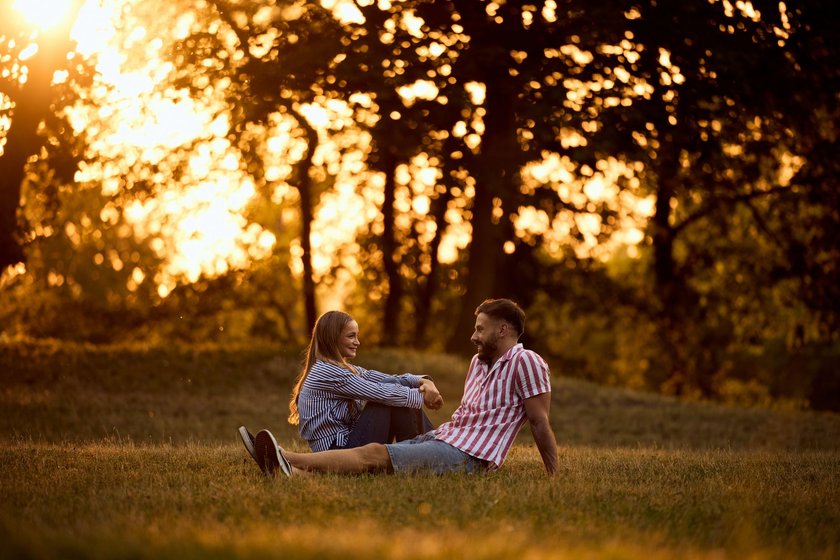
{"left": 288, "top": 310, "right": 356, "bottom": 425}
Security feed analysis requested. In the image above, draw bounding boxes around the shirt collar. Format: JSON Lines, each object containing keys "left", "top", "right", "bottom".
{"left": 499, "top": 343, "right": 523, "bottom": 363}
{"left": 485, "top": 343, "right": 523, "bottom": 374}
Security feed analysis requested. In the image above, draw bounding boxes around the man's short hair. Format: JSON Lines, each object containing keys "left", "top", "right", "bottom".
{"left": 475, "top": 298, "right": 525, "bottom": 337}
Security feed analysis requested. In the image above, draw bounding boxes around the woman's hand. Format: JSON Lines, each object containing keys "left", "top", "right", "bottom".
{"left": 419, "top": 378, "right": 444, "bottom": 410}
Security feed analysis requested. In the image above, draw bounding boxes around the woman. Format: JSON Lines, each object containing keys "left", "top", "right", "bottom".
{"left": 239, "top": 311, "right": 442, "bottom": 458}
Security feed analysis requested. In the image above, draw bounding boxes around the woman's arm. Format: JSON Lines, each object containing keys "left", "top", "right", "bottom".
{"left": 306, "top": 362, "right": 424, "bottom": 409}
{"left": 361, "top": 368, "right": 443, "bottom": 409}
{"left": 360, "top": 367, "right": 425, "bottom": 388}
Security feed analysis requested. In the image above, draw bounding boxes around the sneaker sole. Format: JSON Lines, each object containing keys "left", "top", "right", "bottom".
{"left": 237, "top": 426, "right": 257, "bottom": 463}
{"left": 254, "top": 430, "right": 292, "bottom": 478}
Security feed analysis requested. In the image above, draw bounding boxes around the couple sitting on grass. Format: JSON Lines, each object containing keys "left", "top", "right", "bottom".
{"left": 237, "top": 298, "right": 558, "bottom": 477}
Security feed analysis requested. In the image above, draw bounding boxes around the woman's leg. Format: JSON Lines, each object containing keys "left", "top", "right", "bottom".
{"left": 345, "top": 403, "right": 392, "bottom": 448}
{"left": 389, "top": 407, "right": 434, "bottom": 442}
{"left": 345, "top": 403, "right": 435, "bottom": 448}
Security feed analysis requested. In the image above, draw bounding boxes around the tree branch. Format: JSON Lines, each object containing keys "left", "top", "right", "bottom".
{"left": 672, "top": 185, "right": 794, "bottom": 236}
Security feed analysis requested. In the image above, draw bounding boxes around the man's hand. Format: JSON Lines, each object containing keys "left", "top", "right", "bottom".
{"left": 418, "top": 378, "right": 444, "bottom": 410}
{"left": 524, "top": 392, "right": 559, "bottom": 475}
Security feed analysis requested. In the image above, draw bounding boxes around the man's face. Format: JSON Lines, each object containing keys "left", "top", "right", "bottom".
{"left": 471, "top": 313, "right": 502, "bottom": 363}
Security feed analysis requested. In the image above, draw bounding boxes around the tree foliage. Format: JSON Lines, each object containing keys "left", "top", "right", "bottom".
{"left": 1, "top": 0, "right": 838, "bottom": 409}
{"left": 0, "top": 0, "right": 86, "bottom": 270}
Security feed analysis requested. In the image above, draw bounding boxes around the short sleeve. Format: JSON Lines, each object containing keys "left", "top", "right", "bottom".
{"left": 513, "top": 350, "right": 551, "bottom": 400}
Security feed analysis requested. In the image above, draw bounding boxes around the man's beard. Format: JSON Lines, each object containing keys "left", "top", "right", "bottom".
{"left": 476, "top": 337, "right": 499, "bottom": 363}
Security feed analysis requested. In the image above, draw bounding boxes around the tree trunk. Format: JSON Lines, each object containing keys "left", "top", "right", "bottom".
{"left": 651, "top": 147, "right": 711, "bottom": 397}
{"left": 413, "top": 174, "right": 454, "bottom": 347}
{"left": 288, "top": 105, "right": 318, "bottom": 335}
{"left": 0, "top": 3, "right": 81, "bottom": 271}
{"left": 652, "top": 174, "right": 677, "bottom": 305}
{"left": 380, "top": 153, "right": 402, "bottom": 346}
{"left": 445, "top": 79, "right": 518, "bottom": 354}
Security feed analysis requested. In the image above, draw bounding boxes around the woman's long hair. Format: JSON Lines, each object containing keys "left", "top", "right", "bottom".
{"left": 288, "top": 310, "right": 356, "bottom": 425}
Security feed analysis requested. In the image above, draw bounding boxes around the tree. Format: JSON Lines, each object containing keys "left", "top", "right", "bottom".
{"left": 164, "top": 0, "right": 346, "bottom": 335}
{"left": 324, "top": 0, "right": 633, "bottom": 350}
{"left": 0, "top": 1, "right": 84, "bottom": 271}
{"left": 572, "top": 0, "right": 840, "bottom": 395}
{"left": 329, "top": 0, "right": 476, "bottom": 345}
{"left": 774, "top": 0, "right": 840, "bottom": 337}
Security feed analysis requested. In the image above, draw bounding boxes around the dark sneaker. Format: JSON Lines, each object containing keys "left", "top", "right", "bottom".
{"left": 254, "top": 429, "right": 292, "bottom": 478}
{"left": 237, "top": 426, "right": 257, "bottom": 464}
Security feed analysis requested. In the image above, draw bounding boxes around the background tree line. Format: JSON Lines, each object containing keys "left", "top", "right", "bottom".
{"left": 1, "top": 0, "right": 838, "bottom": 409}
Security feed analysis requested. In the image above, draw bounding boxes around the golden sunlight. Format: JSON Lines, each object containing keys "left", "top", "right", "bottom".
{"left": 60, "top": 0, "right": 281, "bottom": 295}
{"left": 9, "top": 0, "right": 662, "bottom": 303}
{"left": 519, "top": 154, "right": 654, "bottom": 261}
{"left": 55, "top": 0, "right": 385, "bottom": 302}
{"left": 12, "top": 0, "right": 76, "bottom": 31}
{"left": 319, "top": 0, "right": 364, "bottom": 24}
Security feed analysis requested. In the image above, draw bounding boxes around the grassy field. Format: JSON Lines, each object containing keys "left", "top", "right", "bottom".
{"left": 1, "top": 339, "right": 839, "bottom": 559}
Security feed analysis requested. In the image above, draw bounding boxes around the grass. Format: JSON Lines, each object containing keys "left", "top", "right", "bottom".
{"left": 1, "top": 338, "right": 840, "bottom": 559}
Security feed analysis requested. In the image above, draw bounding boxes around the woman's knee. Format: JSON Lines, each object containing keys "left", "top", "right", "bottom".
{"left": 356, "top": 402, "right": 392, "bottom": 423}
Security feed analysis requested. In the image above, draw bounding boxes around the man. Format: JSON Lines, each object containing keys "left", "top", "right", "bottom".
{"left": 252, "top": 298, "right": 559, "bottom": 477}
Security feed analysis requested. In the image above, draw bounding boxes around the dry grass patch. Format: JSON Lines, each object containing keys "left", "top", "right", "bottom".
{"left": 1, "top": 441, "right": 838, "bottom": 559}
{"left": 1, "top": 340, "right": 840, "bottom": 558}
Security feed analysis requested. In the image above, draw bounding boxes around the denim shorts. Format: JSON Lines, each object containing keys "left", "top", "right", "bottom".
{"left": 385, "top": 431, "right": 488, "bottom": 474}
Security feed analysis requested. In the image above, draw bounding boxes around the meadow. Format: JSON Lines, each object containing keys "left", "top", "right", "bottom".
{"left": 1, "top": 339, "right": 839, "bottom": 559}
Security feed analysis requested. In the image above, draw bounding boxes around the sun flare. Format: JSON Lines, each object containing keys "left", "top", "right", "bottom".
{"left": 12, "top": 0, "right": 76, "bottom": 31}
{"left": 54, "top": 0, "right": 283, "bottom": 295}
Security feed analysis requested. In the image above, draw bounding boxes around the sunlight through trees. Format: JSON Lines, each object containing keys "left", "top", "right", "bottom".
{"left": 1, "top": 0, "right": 838, "bottom": 409}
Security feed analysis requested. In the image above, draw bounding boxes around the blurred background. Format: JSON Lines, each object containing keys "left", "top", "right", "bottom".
{"left": 1, "top": 0, "right": 838, "bottom": 410}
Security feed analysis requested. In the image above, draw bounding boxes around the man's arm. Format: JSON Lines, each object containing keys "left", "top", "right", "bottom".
{"left": 523, "top": 392, "right": 558, "bottom": 475}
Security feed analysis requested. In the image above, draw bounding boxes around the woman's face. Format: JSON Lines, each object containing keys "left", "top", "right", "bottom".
{"left": 338, "top": 320, "right": 360, "bottom": 359}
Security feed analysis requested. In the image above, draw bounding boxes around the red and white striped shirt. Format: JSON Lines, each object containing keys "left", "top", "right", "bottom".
{"left": 434, "top": 343, "right": 551, "bottom": 469}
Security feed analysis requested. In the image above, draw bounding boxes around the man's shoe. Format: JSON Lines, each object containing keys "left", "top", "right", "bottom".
{"left": 237, "top": 426, "right": 258, "bottom": 464}
{"left": 254, "top": 429, "right": 292, "bottom": 478}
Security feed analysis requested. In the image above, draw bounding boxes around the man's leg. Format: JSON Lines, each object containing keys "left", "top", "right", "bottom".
{"left": 284, "top": 442, "right": 393, "bottom": 475}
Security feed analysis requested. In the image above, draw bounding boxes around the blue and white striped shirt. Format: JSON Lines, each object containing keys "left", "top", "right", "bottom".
{"left": 297, "top": 360, "right": 425, "bottom": 451}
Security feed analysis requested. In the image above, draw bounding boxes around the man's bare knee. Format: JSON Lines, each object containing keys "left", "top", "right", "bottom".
{"left": 358, "top": 443, "right": 392, "bottom": 472}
